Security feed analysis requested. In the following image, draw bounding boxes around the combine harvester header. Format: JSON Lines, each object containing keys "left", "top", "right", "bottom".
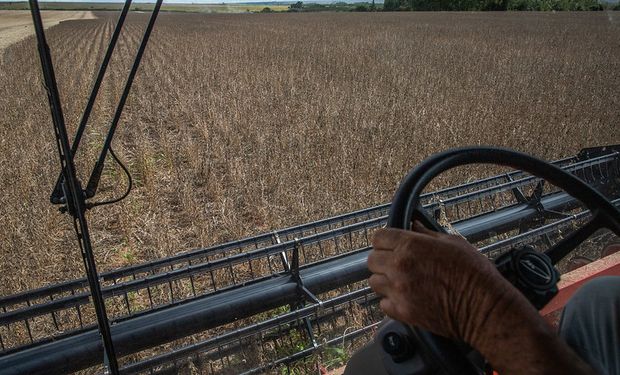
{"left": 1, "top": 1, "right": 619, "bottom": 374}
{"left": 1, "top": 145, "right": 619, "bottom": 374}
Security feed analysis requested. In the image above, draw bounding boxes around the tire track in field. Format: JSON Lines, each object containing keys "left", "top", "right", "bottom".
{"left": 65, "top": 22, "right": 102, "bottom": 110}
{"left": 116, "top": 19, "right": 174, "bottom": 151}
{"left": 142, "top": 16, "right": 226, "bottom": 150}
{"left": 119, "top": 18, "right": 175, "bottom": 136}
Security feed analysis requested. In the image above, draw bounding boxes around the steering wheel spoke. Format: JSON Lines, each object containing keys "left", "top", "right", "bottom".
{"left": 411, "top": 204, "right": 446, "bottom": 233}
{"left": 546, "top": 213, "right": 603, "bottom": 264}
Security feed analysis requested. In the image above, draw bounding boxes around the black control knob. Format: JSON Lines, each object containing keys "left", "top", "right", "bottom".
{"left": 382, "top": 331, "right": 414, "bottom": 363}
{"left": 495, "top": 245, "right": 560, "bottom": 310}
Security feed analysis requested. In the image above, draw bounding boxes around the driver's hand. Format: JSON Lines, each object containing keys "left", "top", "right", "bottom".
{"left": 368, "top": 221, "right": 599, "bottom": 375}
{"left": 367, "top": 221, "right": 523, "bottom": 345}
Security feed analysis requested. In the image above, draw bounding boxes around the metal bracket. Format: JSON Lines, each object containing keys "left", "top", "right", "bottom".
{"left": 289, "top": 238, "right": 321, "bottom": 348}
{"left": 517, "top": 181, "right": 548, "bottom": 234}
{"left": 290, "top": 238, "right": 321, "bottom": 306}
{"left": 271, "top": 231, "right": 291, "bottom": 272}
{"left": 512, "top": 186, "right": 528, "bottom": 204}
{"left": 506, "top": 173, "right": 528, "bottom": 204}
{"left": 528, "top": 181, "right": 545, "bottom": 210}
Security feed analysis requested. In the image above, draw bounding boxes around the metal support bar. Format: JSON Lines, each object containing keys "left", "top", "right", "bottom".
{"left": 27, "top": 1, "right": 119, "bottom": 373}
{"left": 50, "top": 0, "right": 133, "bottom": 204}
{"left": 288, "top": 239, "right": 320, "bottom": 351}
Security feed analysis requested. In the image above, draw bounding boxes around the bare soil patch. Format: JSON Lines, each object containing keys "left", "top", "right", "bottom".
{"left": 0, "top": 10, "right": 96, "bottom": 51}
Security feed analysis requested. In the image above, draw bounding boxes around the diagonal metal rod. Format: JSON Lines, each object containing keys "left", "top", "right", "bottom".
{"left": 50, "top": 0, "right": 133, "bottom": 204}
{"left": 547, "top": 214, "right": 603, "bottom": 264}
{"left": 28, "top": 1, "right": 120, "bottom": 374}
{"left": 85, "top": 0, "right": 163, "bottom": 199}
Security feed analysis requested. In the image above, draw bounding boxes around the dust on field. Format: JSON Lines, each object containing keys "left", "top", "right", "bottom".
{"left": 0, "top": 10, "right": 96, "bottom": 51}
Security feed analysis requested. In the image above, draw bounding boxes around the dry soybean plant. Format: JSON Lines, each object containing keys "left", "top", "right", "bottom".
{"left": 0, "top": 11, "right": 618, "bottom": 299}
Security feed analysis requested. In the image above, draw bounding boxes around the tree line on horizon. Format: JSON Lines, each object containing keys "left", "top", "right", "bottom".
{"left": 379, "top": 0, "right": 611, "bottom": 11}
{"left": 285, "top": 0, "right": 618, "bottom": 11}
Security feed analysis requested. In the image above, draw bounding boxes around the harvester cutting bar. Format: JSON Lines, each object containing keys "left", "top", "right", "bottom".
{"left": 1, "top": 181, "right": 618, "bottom": 373}
{"left": 0, "top": 147, "right": 618, "bottom": 374}
{"left": 125, "top": 202, "right": 620, "bottom": 375}
{"left": 0, "top": 155, "right": 614, "bottom": 342}
{"left": 0, "top": 150, "right": 620, "bottom": 353}
{"left": 121, "top": 287, "right": 380, "bottom": 374}
{"left": 0, "top": 247, "right": 373, "bottom": 374}
{"left": 0, "top": 155, "right": 585, "bottom": 313}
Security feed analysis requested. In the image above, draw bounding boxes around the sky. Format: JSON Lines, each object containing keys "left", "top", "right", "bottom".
{"left": 29, "top": 0, "right": 309, "bottom": 3}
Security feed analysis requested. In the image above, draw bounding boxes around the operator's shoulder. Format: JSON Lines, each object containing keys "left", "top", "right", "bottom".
{"left": 571, "top": 276, "right": 620, "bottom": 303}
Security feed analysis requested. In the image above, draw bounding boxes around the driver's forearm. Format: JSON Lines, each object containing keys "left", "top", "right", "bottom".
{"left": 473, "top": 293, "right": 596, "bottom": 375}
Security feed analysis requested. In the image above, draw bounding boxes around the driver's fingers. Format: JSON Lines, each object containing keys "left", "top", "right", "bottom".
{"left": 373, "top": 227, "right": 445, "bottom": 258}
{"left": 373, "top": 227, "right": 441, "bottom": 252}
{"left": 367, "top": 250, "right": 392, "bottom": 274}
{"left": 368, "top": 273, "right": 390, "bottom": 295}
{"left": 372, "top": 228, "right": 408, "bottom": 250}
{"left": 379, "top": 297, "right": 398, "bottom": 320}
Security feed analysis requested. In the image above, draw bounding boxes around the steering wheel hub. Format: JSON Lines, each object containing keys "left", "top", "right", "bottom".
{"left": 495, "top": 245, "right": 560, "bottom": 309}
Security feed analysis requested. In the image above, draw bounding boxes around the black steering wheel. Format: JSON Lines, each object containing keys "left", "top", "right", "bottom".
{"left": 357, "top": 146, "right": 620, "bottom": 375}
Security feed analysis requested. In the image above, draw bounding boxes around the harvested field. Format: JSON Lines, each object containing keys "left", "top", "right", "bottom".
{"left": 0, "top": 11, "right": 619, "bottom": 299}
{"left": 0, "top": 10, "right": 95, "bottom": 52}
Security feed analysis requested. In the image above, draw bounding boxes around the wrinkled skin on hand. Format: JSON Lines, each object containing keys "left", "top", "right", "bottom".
{"left": 368, "top": 221, "right": 522, "bottom": 345}
{"left": 367, "top": 221, "right": 597, "bottom": 375}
